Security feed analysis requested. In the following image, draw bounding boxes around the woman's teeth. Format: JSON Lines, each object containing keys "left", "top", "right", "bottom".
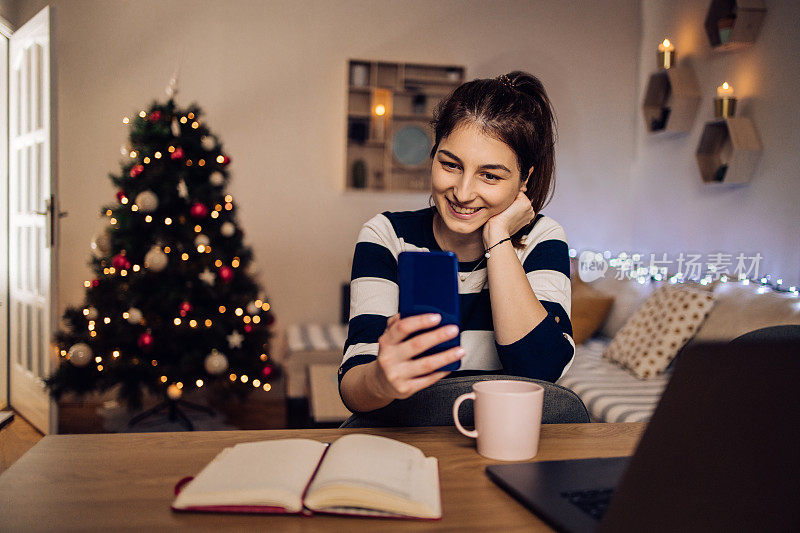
{"left": 449, "top": 199, "right": 480, "bottom": 214}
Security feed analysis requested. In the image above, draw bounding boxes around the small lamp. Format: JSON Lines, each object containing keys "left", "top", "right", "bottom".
{"left": 714, "top": 82, "right": 736, "bottom": 118}
{"left": 657, "top": 39, "right": 675, "bottom": 69}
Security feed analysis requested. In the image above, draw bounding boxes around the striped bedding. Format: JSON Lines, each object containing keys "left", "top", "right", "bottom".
{"left": 557, "top": 339, "right": 670, "bottom": 423}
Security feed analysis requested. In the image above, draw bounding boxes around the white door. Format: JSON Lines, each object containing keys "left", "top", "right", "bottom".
{"left": 1, "top": 18, "right": 10, "bottom": 411}
{"left": 8, "top": 6, "right": 59, "bottom": 434}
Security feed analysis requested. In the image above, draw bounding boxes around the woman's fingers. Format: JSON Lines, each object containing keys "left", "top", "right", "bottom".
{"left": 406, "top": 346, "right": 465, "bottom": 377}
{"left": 380, "top": 313, "right": 441, "bottom": 346}
{"left": 398, "top": 324, "right": 459, "bottom": 359}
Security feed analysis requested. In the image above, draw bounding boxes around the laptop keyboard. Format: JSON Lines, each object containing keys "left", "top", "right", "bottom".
{"left": 560, "top": 488, "right": 614, "bottom": 520}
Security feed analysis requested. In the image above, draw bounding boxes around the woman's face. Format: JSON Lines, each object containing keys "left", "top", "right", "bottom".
{"left": 431, "top": 121, "right": 526, "bottom": 237}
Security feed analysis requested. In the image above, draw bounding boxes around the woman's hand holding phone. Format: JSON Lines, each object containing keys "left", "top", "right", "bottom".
{"left": 371, "top": 313, "right": 465, "bottom": 401}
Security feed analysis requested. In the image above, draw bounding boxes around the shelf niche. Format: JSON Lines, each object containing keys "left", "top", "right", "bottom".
{"left": 704, "top": 0, "right": 766, "bottom": 52}
{"left": 345, "top": 60, "right": 465, "bottom": 192}
{"left": 642, "top": 66, "right": 701, "bottom": 134}
{"left": 695, "top": 117, "right": 762, "bottom": 185}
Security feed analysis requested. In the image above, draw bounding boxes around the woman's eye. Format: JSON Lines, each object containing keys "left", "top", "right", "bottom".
{"left": 483, "top": 173, "right": 500, "bottom": 181}
{"left": 440, "top": 161, "right": 459, "bottom": 170}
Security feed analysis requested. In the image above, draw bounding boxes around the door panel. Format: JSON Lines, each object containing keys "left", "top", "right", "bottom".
{"left": 8, "top": 6, "right": 57, "bottom": 434}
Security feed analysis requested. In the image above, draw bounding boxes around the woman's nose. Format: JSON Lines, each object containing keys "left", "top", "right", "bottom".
{"left": 453, "top": 175, "right": 476, "bottom": 203}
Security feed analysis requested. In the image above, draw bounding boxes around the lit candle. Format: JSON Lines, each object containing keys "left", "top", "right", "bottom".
{"left": 657, "top": 38, "right": 676, "bottom": 69}
{"left": 714, "top": 82, "right": 737, "bottom": 118}
{"left": 716, "top": 82, "right": 735, "bottom": 98}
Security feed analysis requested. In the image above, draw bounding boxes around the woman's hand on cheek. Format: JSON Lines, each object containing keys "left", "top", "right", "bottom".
{"left": 482, "top": 191, "right": 535, "bottom": 246}
{"left": 370, "top": 313, "right": 465, "bottom": 401}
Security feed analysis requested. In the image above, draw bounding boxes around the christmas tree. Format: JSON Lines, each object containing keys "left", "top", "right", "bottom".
{"left": 46, "top": 87, "right": 278, "bottom": 413}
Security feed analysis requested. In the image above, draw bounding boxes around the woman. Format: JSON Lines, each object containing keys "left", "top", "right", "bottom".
{"left": 339, "top": 71, "right": 574, "bottom": 413}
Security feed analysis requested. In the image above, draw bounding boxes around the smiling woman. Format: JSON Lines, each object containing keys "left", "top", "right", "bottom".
{"left": 339, "top": 72, "right": 574, "bottom": 415}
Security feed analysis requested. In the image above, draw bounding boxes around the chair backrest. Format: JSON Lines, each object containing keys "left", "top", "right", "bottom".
{"left": 731, "top": 325, "right": 800, "bottom": 344}
{"left": 340, "top": 374, "right": 590, "bottom": 428}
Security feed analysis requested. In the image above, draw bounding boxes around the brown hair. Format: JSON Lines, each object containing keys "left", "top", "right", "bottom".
{"left": 430, "top": 71, "right": 557, "bottom": 246}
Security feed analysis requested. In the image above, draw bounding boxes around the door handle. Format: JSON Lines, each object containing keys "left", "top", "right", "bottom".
{"left": 33, "top": 196, "right": 65, "bottom": 247}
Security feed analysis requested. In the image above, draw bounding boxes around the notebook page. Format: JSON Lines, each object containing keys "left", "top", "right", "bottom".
{"left": 173, "top": 438, "right": 327, "bottom": 512}
{"left": 307, "top": 434, "right": 437, "bottom": 507}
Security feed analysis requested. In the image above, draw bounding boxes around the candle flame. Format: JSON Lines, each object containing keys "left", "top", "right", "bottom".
{"left": 375, "top": 104, "right": 386, "bottom": 116}
{"left": 662, "top": 39, "right": 671, "bottom": 48}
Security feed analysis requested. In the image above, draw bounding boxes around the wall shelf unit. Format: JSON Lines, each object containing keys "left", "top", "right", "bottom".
{"left": 345, "top": 60, "right": 465, "bottom": 192}
{"left": 642, "top": 65, "right": 701, "bottom": 134}
{"left": 695, "top": 117, "right": 762, "bottom": 184}
{"left": 704, "top": 0, "right": 766, "bottom": 52}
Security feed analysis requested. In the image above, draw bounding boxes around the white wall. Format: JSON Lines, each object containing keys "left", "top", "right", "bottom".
{"left": 631, "top": 0, "right": 800, "bottom": 286}
{"left": 14, "top": 0, "right": 642, "bottom": 324}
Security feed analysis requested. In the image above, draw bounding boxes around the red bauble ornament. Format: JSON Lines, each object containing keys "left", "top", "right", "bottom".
{"left": 190, "top": 202, "right": 208, "bottom": 218}
{"left": 264, "top": 311, "right": 275, "bottom": 326}
{"left": 137, "top": 331, "right": 154, "bottom": 350}
{"left": 148, "top": 110, "right": 162, "bottom": 122}
{"left": 171, "top": 147, "right": 185, "bottom": 160}
{"left": 179, "top": 301, "right": 193, "bottom": 317}
{"left": 218, "top": 266, "right": 234, "bottom": 284}
{"left": 261, "top": 365, "right": 273, "bottom": 377}
{"left": 112, "top": 253, "right": 131, "bottom": 270}
{"left": 116, "top": 190, "right": 127, "bottom": 202}
{"left": 220, "top": 155, "right": 231, "bottom": 166}
{"left": 91, "top": 279, "right": 100, "bottom": 288}
{"left": 244, "top": 324, "right": 253, "bottom": 333}
{"left": 130, "top": 164, "right": 144, "bottom": 177}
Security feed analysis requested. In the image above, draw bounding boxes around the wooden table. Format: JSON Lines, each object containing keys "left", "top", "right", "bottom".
{"left": 0, "top": 423, "right": 644, "bottom": 531}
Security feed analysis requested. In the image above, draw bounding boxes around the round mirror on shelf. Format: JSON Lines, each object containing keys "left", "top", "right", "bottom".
{"left": 392, "top": 124, "right": 432, "bottom": 168}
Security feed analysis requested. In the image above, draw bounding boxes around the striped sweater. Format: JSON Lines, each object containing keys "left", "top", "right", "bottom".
{"left": 339, "top": 207, "right": 574, "bottom": 384}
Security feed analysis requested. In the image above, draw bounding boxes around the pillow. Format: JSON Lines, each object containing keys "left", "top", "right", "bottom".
{"left": 570, "top": 280, "right": 614, "bottom": 344}
{"left": 604, "top": 285, "right": 715, "bottom": 379}
{"left": 689, "top": 282, "right": 800, "bottom": 344}
{"left": 590, "top": 277, "right": 658, "bottom": 338}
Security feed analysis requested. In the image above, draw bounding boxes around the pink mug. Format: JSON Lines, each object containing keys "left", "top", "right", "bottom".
{"left": 452, "top": 380, "right": 544, "bottom": 461}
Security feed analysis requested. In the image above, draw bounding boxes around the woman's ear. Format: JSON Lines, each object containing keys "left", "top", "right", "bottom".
{"left": 521, "top": 166, "right": 534, "bottom": 193}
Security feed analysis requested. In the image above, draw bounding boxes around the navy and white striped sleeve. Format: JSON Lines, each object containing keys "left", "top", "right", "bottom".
{"left": 495, "top": 218, "right": 575, "bottom": 382}
{"left": 338, "top": 214, "right": 400, "bottom": 383}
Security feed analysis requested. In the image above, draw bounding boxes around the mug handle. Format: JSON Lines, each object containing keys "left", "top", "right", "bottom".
{"left": 453, "top": 392, "right": 478, "bottom": 438}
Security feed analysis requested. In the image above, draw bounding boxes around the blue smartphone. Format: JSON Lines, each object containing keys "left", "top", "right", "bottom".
{"left": 398, "top": 251, "right": 461, "bottom": 371}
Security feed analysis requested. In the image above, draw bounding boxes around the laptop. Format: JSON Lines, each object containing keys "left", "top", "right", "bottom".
{"left": 486, "top": 341, "right": 800, "bottom": 532}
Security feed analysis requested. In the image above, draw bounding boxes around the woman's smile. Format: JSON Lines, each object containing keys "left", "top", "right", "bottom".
{"left": 446, "top": 197, "right": 483, "bottom": 218}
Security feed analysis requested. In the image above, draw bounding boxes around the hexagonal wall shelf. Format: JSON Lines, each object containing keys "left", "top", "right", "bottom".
{"left": 642, "top": 65, "right": 701, "bottom": 134}
{"left": 696, "top": 117, "right": 762, "bottom": 184}
{"left": 705, "top": 0, "right": 766, "bottom": 52}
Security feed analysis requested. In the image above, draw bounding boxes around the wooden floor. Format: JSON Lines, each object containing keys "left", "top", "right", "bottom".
{"left": 0, "top": 413, "right": 43, "bottom": 475}
{"left": 0, "top": 375, "right": 291, "bottom": 475}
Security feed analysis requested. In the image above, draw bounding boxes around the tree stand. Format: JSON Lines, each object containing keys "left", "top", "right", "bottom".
{"left": 128, "top": 398, "right": 215, "bottom": 431}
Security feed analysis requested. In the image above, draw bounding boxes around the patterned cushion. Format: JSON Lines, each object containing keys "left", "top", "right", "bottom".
{"left": 604, "top": 285, "right": 715, "bottom": 379}
{"left": 571, "top": 280, "right": 615, "bottom": 344}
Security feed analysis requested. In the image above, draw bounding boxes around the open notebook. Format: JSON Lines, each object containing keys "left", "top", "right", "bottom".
{"left": 171, "top": 433, "right": 441, "bottom": 520}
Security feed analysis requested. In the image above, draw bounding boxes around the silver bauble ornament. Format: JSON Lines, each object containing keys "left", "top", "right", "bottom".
{"left": 85, "top": 307, "right": 99, "bottom": 320}
{"left": 135, "top": 190, "right": 159, "bottom": 212}
{"left": 201, "top": 135, "right": 216, "bottom": 151}
{"left": 90, "top": 232, "right": 111, "bottom": 258}
{"left": 246, "top": 302, "right": 259, "bottom": 315}
{"left": 171, "top": 118, "right": 181, "bottom": 137}
{"left": 144, "top": 246, "right": 168, "bottom": 272}
{"left": 220, "top": 222, "right": 236, "bottom": 237}
{"left": 194, "top": 234, "right": 210, "bottom": 247}
{"left": 68, "top": 343, "right": 93, "bottom": 367}
{"left": 209, "top": 171, "right": 225, "bottom": 186}
{"left": 204, "top": 350, "right": 228, "bottom": 375}
{"left": 126, "top": 307, "right": 143, "bottom": 324}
